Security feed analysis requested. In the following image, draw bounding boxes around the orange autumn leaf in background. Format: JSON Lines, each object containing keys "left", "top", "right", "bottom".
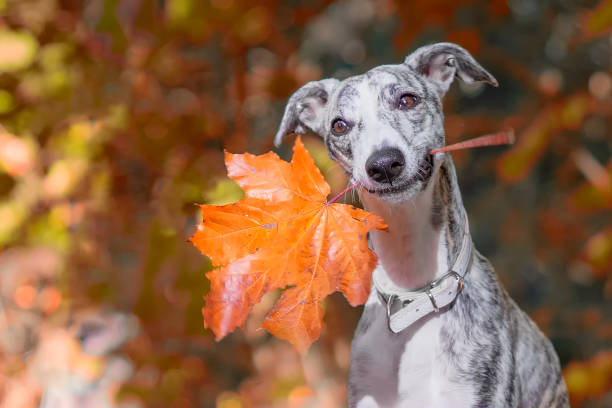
{"left": 190, "top": 137, "right": 387, "bottom": 352}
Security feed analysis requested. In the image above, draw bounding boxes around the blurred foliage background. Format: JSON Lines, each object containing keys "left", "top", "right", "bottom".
{"left": 0, "top": 0, "right": 610, "bottom": 407}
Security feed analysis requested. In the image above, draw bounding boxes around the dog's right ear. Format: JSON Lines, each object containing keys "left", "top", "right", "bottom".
{"left": 274, "top": 78, "right": 339, "bottom": 147}
{"left": 404, "top": 42, "right": 498, "bottom": 97}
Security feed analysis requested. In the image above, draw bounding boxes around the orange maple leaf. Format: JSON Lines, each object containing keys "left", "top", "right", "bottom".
{"left": 190, "top": 137, "right": 387, "bottom": 352}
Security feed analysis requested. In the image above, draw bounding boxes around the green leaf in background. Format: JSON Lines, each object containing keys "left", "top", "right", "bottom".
{"left": 583, "top": 228, "right": 612, "bottom": 276}
{"left": 585, "top": 0, "right": 612, "bottom": 37}
{"left": 0, "top": 90, "right": 15, "bottom": 114}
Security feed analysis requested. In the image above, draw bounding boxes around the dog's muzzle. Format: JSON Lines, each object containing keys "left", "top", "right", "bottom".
{"left": 363, "top": 151, "right": 434, "bottom": 195}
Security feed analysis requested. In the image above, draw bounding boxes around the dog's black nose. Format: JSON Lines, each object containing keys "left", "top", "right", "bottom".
{"left": 365, "top": 148, "right": 405, "bottom": 184}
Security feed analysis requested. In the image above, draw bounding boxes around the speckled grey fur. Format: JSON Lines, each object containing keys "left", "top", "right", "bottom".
{"left": 275, "top": 43, "right": 569, "bottom": 408}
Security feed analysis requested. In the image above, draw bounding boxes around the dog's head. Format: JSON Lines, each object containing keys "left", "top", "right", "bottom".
{"left": 275, "top": 43, "right": 497, "bottom": 202}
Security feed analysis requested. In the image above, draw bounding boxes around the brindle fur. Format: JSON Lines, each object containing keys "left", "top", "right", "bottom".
{"left": 275, "top": 43, "right": 569, "bottom": 408}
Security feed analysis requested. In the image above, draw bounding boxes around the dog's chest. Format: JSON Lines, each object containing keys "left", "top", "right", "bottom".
{"left": 396, "top": 318, "right": 474, "bottom": 407}
{"left": 350, "top": 294, "right": 475, "bottom": 408}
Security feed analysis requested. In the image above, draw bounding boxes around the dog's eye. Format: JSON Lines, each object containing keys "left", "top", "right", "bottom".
{"left": 331, "top": 118, "right": 349, "bottom": 135}
{"left": 398, "top": 93, "right": 419, "bottom": 110}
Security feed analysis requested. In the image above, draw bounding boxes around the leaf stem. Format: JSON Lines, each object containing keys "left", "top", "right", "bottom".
{"left": 430, "top": 130, "right": 515, "bottom": 155}
{"left": 327, "top": 183, "right": 358, "bottom": 205}
{"left": 325, "top": 130, "right": 514, "bottom": 205}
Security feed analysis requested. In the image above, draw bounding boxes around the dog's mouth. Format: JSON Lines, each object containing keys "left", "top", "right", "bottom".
{"left": 363, "top": 154, "right": 434, "bottom": 196}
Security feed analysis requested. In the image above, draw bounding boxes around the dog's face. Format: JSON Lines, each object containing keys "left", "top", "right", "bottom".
{"left": 275, "top": 43, "right": 497, "bottom": 203}
{"left": 315, "top": 64, "right": 443, "bottom": 200}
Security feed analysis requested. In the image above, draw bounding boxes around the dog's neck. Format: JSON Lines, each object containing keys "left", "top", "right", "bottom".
{"left": 360, "top": 155, "right": 467, "bottom": 290}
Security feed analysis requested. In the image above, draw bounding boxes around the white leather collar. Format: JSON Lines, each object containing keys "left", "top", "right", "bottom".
{"left": 372, "top": 212, "right": 473, "bottom": 333}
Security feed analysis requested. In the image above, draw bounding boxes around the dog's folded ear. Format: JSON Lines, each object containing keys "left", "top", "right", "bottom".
{"left": 404, "top": 42, "right": 498, "bottom": 96}
{"left": 274, "top": 78, "right": 339, "bottom": 147}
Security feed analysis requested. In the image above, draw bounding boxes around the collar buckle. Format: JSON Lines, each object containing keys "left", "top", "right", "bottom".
{"left": 386, "top": 294, "right": 396, "bottom": 320}
{"left": 386, "top": 294, "right": 414, "bottom": 320}
{"left": 425, "top": 289, "right": 439, "bottom": 312}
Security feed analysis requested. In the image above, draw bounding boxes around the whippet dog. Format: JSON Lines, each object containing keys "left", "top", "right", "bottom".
{"left": 274, "top": 43, "right": 569, "bottom": 408}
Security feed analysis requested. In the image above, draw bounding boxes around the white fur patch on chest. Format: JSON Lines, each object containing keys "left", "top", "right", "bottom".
{"left": 396, "top": 317, "right": 475, "bottom": 408}
{"left": 351, "top": 289, "right": 476, "bottom": 408}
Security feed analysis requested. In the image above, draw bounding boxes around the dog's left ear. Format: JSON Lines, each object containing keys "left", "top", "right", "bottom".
{"left": 274, "top": 78, "right": 340, "bottom": 147}
{"left": 404, "top": 42, "right": 498, "bottom": 96}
